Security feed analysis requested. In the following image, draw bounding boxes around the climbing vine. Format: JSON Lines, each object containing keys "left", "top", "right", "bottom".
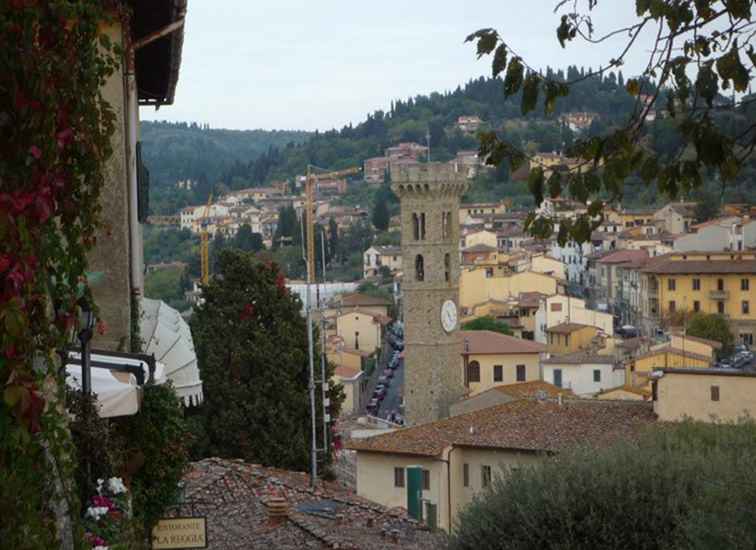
{"left": 1, "top": 2, "right": 121, "bottom": 547}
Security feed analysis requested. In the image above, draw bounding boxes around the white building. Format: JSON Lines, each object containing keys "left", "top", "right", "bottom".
{"left": 541, "top": 353, "right": 624, "bottom": 395}
{"left": 550, "top": 240, "right": 593, "bottom": 285}
{"left": 675, "top": 216, "right": 756, "bottom": 252}
{"left": 535, "top": 294, "right": 614, "bottom": 344}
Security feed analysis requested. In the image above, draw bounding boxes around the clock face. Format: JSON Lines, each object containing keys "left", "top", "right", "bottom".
{"left": 441, "top": 300, "right": 458, "bottom": 333}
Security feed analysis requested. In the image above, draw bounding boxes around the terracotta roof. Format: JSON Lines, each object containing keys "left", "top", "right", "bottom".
{"left": 372, "top": 245, "right": 401, "bottom": 255}
{"left": 671, "top": 332, "right": 723, "bottom": 350}
{"left": 642, "top": 257, "right": 756, "bottom": 274}
{"left": 659, "top": 367, "right": 756, "bottom": 378}
{"left": 460, "top": 330, "right": 546, "bottom": 355}
{"left": 493, "top": 380, "right": 574, "bottom": 399}
{"left": 635, "top": 345, "right": 712, "bottom": 364}
{"left": 339, "top": 292, "right": 392, "bottom": 307}
{"left": 463, "top": 243, "right": 498, "bottom": 253}
{"left": 666, "top": 202, "right": 697, "bottom": 217}
{"left": 339, "top": 309, "right": 391, "bottom": 325}
{"left": 546, "top": 322, "right": 595, "bottom": 334}
{"left": 347, "top": 399, "right": 655, "bottom": 457}
{"left": 597, "top": 249, "right": 649, "bottom": 265}
{"left": 598, "top": 385, "right": 652, "bottom": 398}
{"left": 542, "top": 352, "right": 616, "bottom": 365}
{"left": 517, "top": 291, "right": 548, "bottom": 308}
{"left": 178, "top": 458, "right": 446, "bottom": 549}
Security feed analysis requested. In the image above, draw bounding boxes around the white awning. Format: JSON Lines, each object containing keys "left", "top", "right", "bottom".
{"left": 140, "top": 298, "right": 203, "bottom": 407}
{"left": 66, "top": 364, "right": 140, "bottom": 418}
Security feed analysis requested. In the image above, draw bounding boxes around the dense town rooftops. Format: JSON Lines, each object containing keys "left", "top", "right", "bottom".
{"left": 546, "top": 322, "right": 595, "bottom": 334}
{"left": 541, "top": 352, "right": 616, "bottom": 365}
{"left": 636, "top": 345, "right": 712, "bottom": 363}
{"left": 517, "top": 291, "right": 548, "bottom": 308}
{"left": 177, "top": 458, "right": 447, "bottom": 549}
{"left": 463, "top": 243, "right": 498, "bottom": 253}
{"left": 642, "top": 256, "right": 756, "bottom": 274}
{"left": 597, "top": 249, "right": 649, "bottom": 265}
{"left": 461, "top": 381, "right": 574, "bottom": 402}
{"left": 347, "top": 399, "right": 655, "bottom": 457}
{"left": 459, "top": 330, "right": 547, "bottom": 355}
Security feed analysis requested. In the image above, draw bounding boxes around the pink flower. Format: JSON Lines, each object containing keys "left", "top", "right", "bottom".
{"left": 91, "top": 495, "right": 114, "bottom": 511}
{"left": 29, "top": 146, "right": 42, "bottom": 160}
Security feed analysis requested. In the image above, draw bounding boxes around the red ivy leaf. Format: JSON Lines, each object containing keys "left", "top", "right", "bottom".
{"left": 240, "top": 303, "right": 255, "bottom": 321}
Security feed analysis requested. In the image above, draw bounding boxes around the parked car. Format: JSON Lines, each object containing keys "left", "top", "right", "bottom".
{"left": 367, "top": 398, "right": 378, "bottom": 412}
{"left": 383, "top": 368, "right": 394, "bottom": 378}
{"left": 378, "top": 375, "right": 389, "bottom": 385}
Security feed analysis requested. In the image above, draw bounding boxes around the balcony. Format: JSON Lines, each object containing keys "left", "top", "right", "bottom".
{"left": 709, "top": 290, "right": 730, "bottom": 300}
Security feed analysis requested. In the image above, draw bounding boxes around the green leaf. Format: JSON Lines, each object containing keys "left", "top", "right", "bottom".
{"left": 626, "top": 78, "right": 640, "bottom": 96}
{"left": 694, "top": 63, "right": 718, "bottom": 107}
{"left": 465, "top": 29, "right": 499, "bottom": 58}
{"left": 640, "top": 156, "right": 659, "bottom": 183}
{"left": 727, "top": 0, "right": 751, "bottom": 19}
{"left": 716, "top": 41, "right": 750, "bottom": 93}
{"left": 636, "top": 0, "right": 651, "bottom": 16}
{"left": 557, "top": 15, "right": 572, "bottom": 48}
{"left": 528, "top": 167, "right": 545, "bottom": 206}
{"left": 547, "top": 171, "right": 562, "bottom": 198}
{"left": 4, "top": 385, "right": 26, "bottom": 409}
{"left": 521, "top": 73, "right": 540, "bottom": 115}
{"left": 503, "top": 57, "right": 524, "bottom": 97}
{"left": 492, "top": 44, "right": 508, "bottom": 78}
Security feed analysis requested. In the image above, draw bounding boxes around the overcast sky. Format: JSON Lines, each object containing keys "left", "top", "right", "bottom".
{"left": 141, "top": 1, "right": 656, "bottom": 131}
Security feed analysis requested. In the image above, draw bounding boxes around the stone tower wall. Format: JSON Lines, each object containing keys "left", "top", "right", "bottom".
{"left": 392, "top": 162, "right": 468, "bottom": 425}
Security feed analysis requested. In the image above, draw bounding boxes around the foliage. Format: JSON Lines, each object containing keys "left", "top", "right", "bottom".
{"left": 82, "top": 476, "right": 132, "bottom": 550}
{"left": 461, "top": 316, "right": 513, "bottom": 335}
{"left": 451, "top": 420, "right": 756, "bottom": 550}
{"left": 145, "top": 266, "right": 189, "bottom": 312}
{"left": 466, "top": 2, "right": 756, "bottom": 244}
{"left": 190, "top": 249, "right": 344, "bottom": 470}
{"left": 115, "top": 383, "right": 191, "bottom": 531}
{"left": 685, "top": 312, "right": 734, "bottom": 358}
{"left": 372, "top": 195, "right": 390, "bottom": 231}
{"left": 0, "top": 2, "right": 120, "bottom": 547}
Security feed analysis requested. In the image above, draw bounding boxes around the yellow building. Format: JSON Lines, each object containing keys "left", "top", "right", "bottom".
{"left": 530, "top": 255, "right": 566, "bottom": 280}
{"left": 629, "top": 345, "right": 711, "bottom": 388}
{"left": 546, "top": 323, "right": 600, "bottom": 354}
{"left": 668, "top": 333, "right": 721, "bottom": 359}
{"left": 348, "top": 399, "right": 656, "bottom": 532}
{"left": 460, "top": 268, "right": 562, "bottom": 313}
{"left": 653, "top": 368, "right": 756, "bottom": 422}
{"left": 336, "top": 310, "right": 389, "bottom": 354}
{"left": 463, "top": 229, "right": 498, "bottom": 249}
{"left": 336, "top": 292, "right": 392, "bottom": 318}
{"left": 642, "top": 252, "right": 756, "bottom": 346}
{"left": 332, "top": 365, "right": 364, "bottom": 417}
{"left": 596, "top": 385, "right": 652, "bottom": 401}
{"left": 460, "top": 330, "right": 546, "bottom": 396}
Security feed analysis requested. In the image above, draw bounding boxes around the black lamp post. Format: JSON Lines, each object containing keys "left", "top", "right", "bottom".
{"left": 77, "top": 300, "right": 96, "bottom": 397}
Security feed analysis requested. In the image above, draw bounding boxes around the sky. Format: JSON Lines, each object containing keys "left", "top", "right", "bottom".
{"left": 141, "top": 1, "right": 656, "bottom": 132}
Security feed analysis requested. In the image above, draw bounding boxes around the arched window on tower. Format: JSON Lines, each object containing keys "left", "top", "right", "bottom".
{"left": 444, "top": 253, "right": 450, "bottom": 282}
{"left": 415, "top": 254, "right": 424, "bottom": 281}
{"left": 442, "top": 211, "right": 451, "bottom": 240}
{"left": 420, "top": 213, "right": 426, "bottom": 240}
{"left": 412, "top": 213, "right": 420, "bottom": 240}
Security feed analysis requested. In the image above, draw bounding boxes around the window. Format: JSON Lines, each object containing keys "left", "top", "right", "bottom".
{"left": 553, "top": 369, "right": 563, "bottom": 388}
{"left": 693, "top": 300, "right": 701, "bottom": 313}
{"left": 355, "top": 331, "right": 359, "bottom": 350}
{"left": 481, "top": 465, "right": 492, "bottom": 488}
{"left": 711, "top": 386, "right": 720, "bottom": 402}
{"left": 422, "top": 469, "right": 430, "bottom": 491}
{"left": 444, "top": 253, "right": 450, "bottom": 283}
{"left": 463, "top": 463, "right": 470, "bottom": 488}
{"left": 718, "top": 301, "right": 725, "bottom": 314}
{"left": 742, "top": 279, "right": 750, "bottom": 291}
{"left": 394, "top": 467, "right": 405, "bottom": 488}
{"left": 717, "top": 278, "right": 725, "bottom": 291}
{"left": 420, "top": 213, "right": 426, "bottom": 240}
{"left": 468, "top": 361, "right": 481, "bottom": 383}
{"left": 485, "top": 267, "right": 494, "bottom": 278}
{"left": 668, "top": 279, "right": 676, "bottom": 291}
{"left": 741, "top": 333, "right": 754, "bottom": 346}
{"left": 442, "top": 211, "right": 451, "bottom": 239}
{"left": 516, "top": 364, "right": 526, "bottom": 382}
{"left": 593, "top": 369, "right": 601, "bottom": 382}
{"left": 415, "top": 255, "right": 424, "bottom": 282}
{"left": 743, "top": 301, "right": 750, "bottom": 315}
{"left": 412, "top": 213, "right": 420, "bottom": 240}
{"left": 493, "top": 365, "right": 503, "bottom": 382}
{"left": 551, "top": 303, "right": 563, "bottom": 312}
{"left": 669, "top": 301, "right": 676, "bottom": 312}
{"left": 692, "top": 278, "right": 700, "bottom": 291}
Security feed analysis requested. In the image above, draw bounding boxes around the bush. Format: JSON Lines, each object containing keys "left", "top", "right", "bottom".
{"left": 450, "top": 421, "right": 756, "bottom": 550}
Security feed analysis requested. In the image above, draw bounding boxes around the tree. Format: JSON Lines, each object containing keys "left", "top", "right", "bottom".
{"left": 328, "top": 217, "right": 339, "bottom": 261}
{"left": 191, "top": 249, "right": 343, "bottom": 470}
{"left": 466, "top": 2, "right": 755, "bottom": 244}
{"left": 234, "top": 223, "right": 265, "bottom": 253}
{"left": 451, "top": 421, "right": 756, "bottom": 550}
{"left": 686, "top": 312, "right": 734, "bottom": 358}
{"left": 372, "top": 195, "right": 390, "bottom": 231}
{"left": 461, "top": 316, "right": 513, "bottom": 335}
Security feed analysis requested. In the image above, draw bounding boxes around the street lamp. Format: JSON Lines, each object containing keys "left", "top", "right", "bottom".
{"left": 77, "top": 299, "right": 96, "bottom": 397}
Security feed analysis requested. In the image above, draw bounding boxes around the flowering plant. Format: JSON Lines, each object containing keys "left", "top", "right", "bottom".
{"left": 82, "top": 477, "right": 131, "bottom": 550}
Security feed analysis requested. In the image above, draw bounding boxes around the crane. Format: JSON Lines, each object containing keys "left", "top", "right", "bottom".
{"left": 199, "top": 193, "right": 213, "bottom": 285}
{"left": 304, "top": 165, "right": 361, "bottom": 282}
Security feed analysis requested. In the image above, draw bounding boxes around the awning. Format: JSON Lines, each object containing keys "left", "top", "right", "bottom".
{"left": 140, "top": 298, "right": 203, "bottom": 407}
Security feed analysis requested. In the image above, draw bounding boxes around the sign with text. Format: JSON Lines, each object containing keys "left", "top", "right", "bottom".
{"left": 151, "top": 517, "right": 207, "bottom": 549}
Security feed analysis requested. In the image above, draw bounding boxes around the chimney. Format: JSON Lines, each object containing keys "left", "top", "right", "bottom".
{"left": 264, "top": 494, "right": 289, "bottom": 526}
{"left": 557, "top": 393, "right": 563, "bottom": 406}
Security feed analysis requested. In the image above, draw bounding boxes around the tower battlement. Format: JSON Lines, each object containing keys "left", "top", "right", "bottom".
{"left": 391, "top": 162, "right": 468, "bottom": 195}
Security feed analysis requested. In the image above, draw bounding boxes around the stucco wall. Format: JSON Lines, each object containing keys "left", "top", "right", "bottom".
{"left": 466, "top": 353, "right": 541, "bottom": 396}
{"left": 655, "top": 373, "right": 756, "bottom": 421}
{"left": 542, "top": 362, "right": 624, "bottom": 395}
{"left": 336, "top": 312, "right": 381, "bottom": 353}
{"left": 669, "top": 334, "right": 715, "bottom": 358}
{"left": 635, "top": 352, "right": 710, "bottom": 375}
{"left": 460, "top": 269, "right": 559, "bottom": 310}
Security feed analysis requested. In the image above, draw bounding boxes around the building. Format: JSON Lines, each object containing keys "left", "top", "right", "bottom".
{"left": 675, "top": 216, "right": 756, "bottom": 252}
{"left": 596, "top": 385, "right": 652, "bottom": 401}
{"left": 641, "top": 251, "right": 756, "bottom": 346}
{"left": 385, "top": 142, "right": 429, "bottom": 161}
{"left": 550, "top": 239, "right": 592, "bottom": 284}
{"left": 629, "top": 346, "right": 712, "bottom": 388}
{"left": 535, "top": 294, "right": 614, "bottom": 344}
{"left": 392, "top": 162, "right": 468, "bottom": 425}
{"left": 541, "top": 353, "right": 623, "bottom": 395}
{"left": 449, "top": 381, "right": 572, "bottom": 416}
{"left": 653, "top": 368, "right": 756, "bottom": 422}
{"left": 456, "top": 115, "right": 482, "bottom": 133}
{"left": 364, "top": 156, "right": 390, "bottom": 184}
{"left": 454, "top": 150, "right": 483, "bottom": 178}
{"left": 334, "top": 292, "right": 391, "bottom": 318}
{"left": 546, "top": 323, "right": 601, "bottom": 354}
{"left": 652, "top": 202, "right": 697, "bottom": 234}
{"left": 461, "top": 244, "right": 499, "bottom": 265}
{"left": 336, "top": 310, "right": 389, "bottom": 353}
{"left": 460, "top": 268, "right": 563, "bottom": 313}
{"left": 348, "top": 399, "right": 656, "bottom": 532}
{"left": 333, "top": 364, "right": 364, "bottom": 417}
{"left": 362, "top": 246, "right": 402, "bottom": 278}
{"left": 560, "top": 111, "right": 598, "bottom": 132}
{"left": 460, "top": 330, "right": 547, "bottom": 397}
{"left": 459, "top": 201, "right": 509, "bottom": 223}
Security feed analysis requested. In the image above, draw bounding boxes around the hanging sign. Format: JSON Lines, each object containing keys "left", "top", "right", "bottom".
{"left": 151, "top": 517, "right": 207, "bottom": 549}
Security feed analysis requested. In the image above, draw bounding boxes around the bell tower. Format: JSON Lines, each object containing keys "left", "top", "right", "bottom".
{"left": 392, "top": 162, "right": 468, "bottom": 425}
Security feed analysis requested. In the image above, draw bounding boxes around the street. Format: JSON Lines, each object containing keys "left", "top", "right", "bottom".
{"left": 377, "top": 357, "right": 404, "bottom": 421}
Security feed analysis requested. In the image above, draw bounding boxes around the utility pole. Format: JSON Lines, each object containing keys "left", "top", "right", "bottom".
{"left": 305, "top": 166, "right": 318, "bottom": 486}
{"left": 320, "top": 228, "right": 329, "bottom": 456}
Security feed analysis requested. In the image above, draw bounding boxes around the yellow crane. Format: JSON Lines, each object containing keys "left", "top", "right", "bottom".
{"left": 199, "top": 193, "right": 213, "bottom": 285}
{"left": 304, "top": 166, "right": 361, "bottom": 282}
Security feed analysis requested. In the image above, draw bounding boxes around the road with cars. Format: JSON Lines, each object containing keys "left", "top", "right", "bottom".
{"left": 365, "top": 325, "right": 404, "bottom": 424}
